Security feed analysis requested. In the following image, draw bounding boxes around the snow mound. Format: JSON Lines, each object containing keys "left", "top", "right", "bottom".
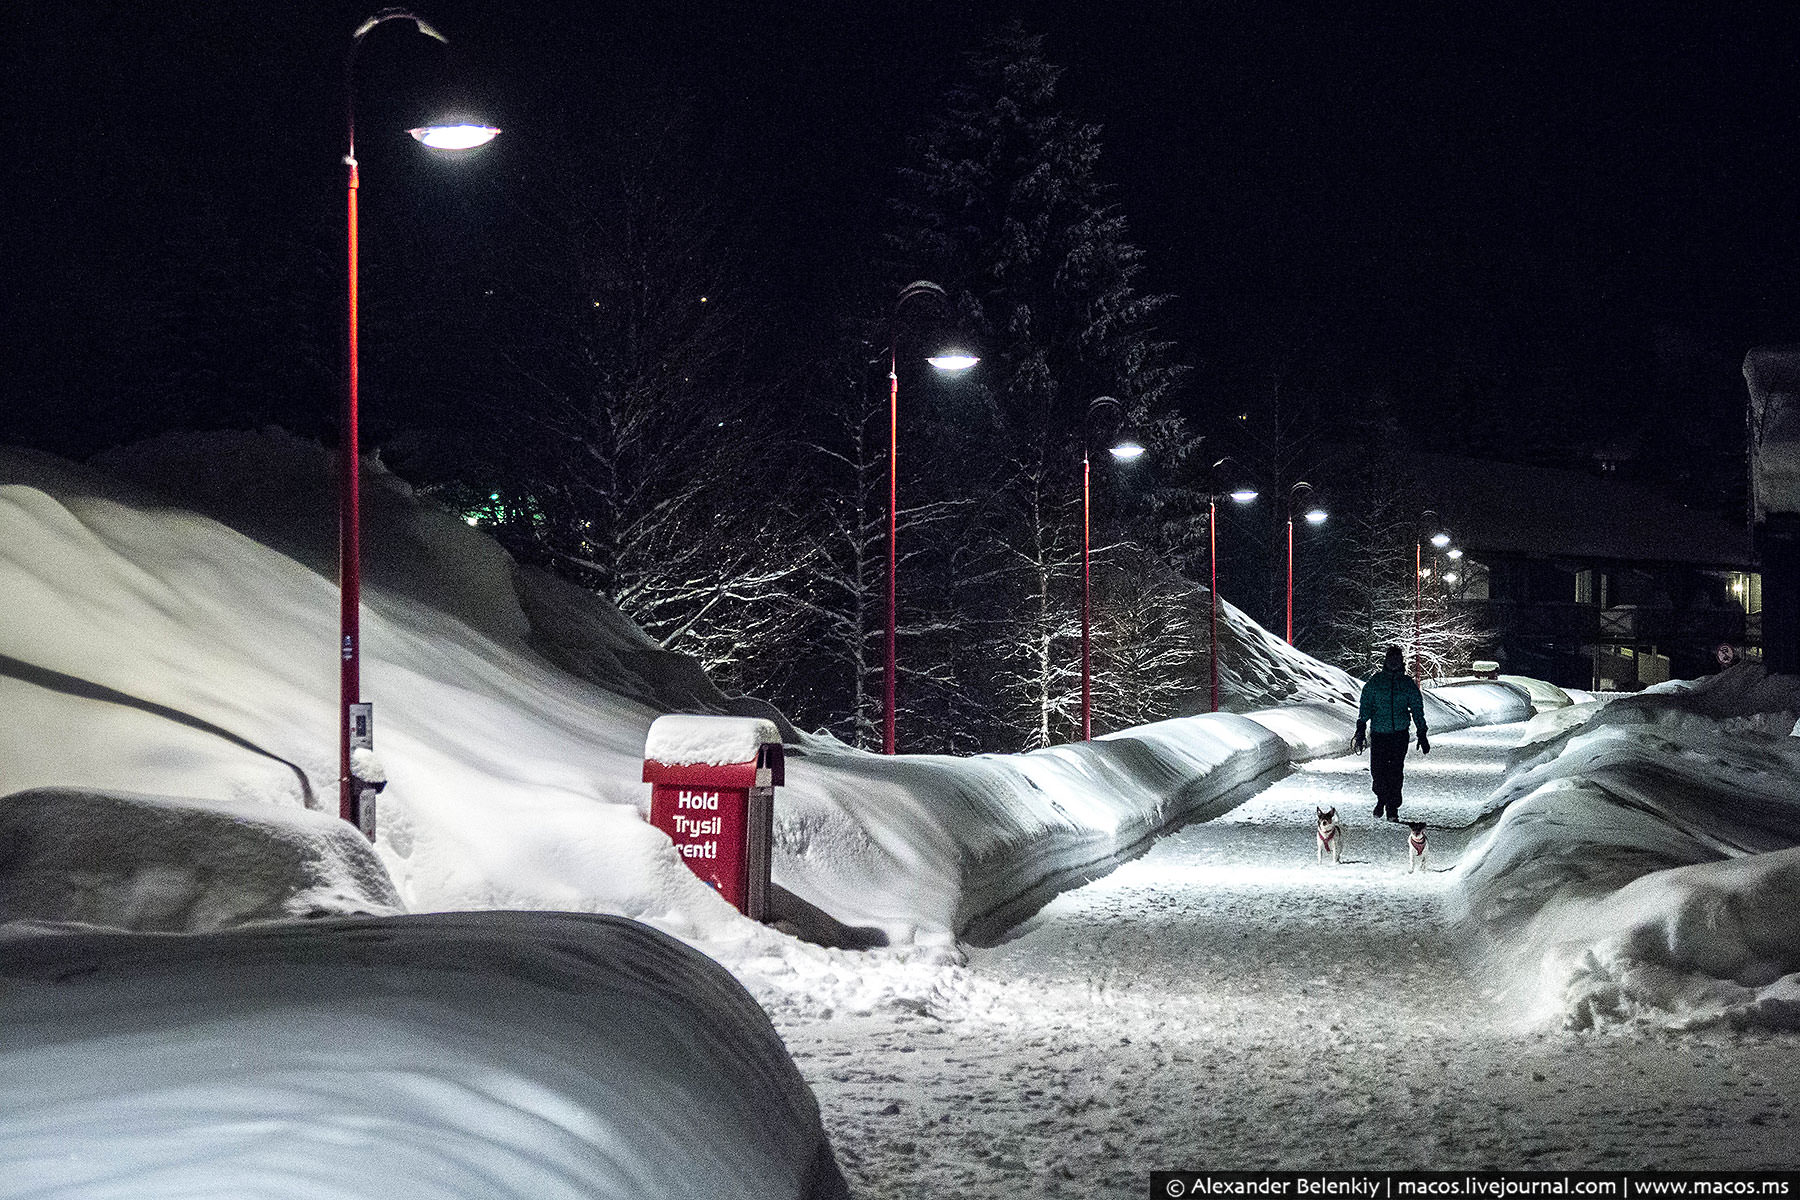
{"left": 1451, "top": 677, "right": 1800, "bottom": 1032}
{"left": 647, "top": 714, "right": 781, "bottom": 766}
{"left": 0, "top": 911, "right": 847, "bottom": 1200}
{"left": 0, "top": 787, "right": 403, "bottom": 930}
{"left": 1497, "top": 674, "right": 1575, "bottom": 711}
{"left": 1559, "top": 848, "right": 1800, "bottom": 1031}
{"left": 1505, "top": 664, "right": 1800, "bottom": 776}
{"left": 4, "top": 429, "right": 1529, "bottom": 954}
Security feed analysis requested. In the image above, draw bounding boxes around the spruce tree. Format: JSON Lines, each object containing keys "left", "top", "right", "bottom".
{"left": 887, "top": 21, "right": 1194, "bottom": 749}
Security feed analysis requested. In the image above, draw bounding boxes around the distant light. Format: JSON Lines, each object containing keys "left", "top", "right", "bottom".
{"left": 409, "top": 124, "right": 501, "bottom": 150}
{"left": 927, "top": 354, "right": 978, "bottom": 372}
{"left": 1229, "top": 488, "right": 1258, "bottom": 503}
{"left": 1110, "top": 441, "right": 1146, "bottom": 461}
{"left": 1430, "top": 531, "right": 1451, "bottom": 549}
{"left": 1447, "top": 547, "right": 1464, "bottom": 560}
{"left": 1304, "top": 508, "right": 1328, "bottom": 525}
{"left": 1444, "top": 572, "right": 1460, "bottom": 585}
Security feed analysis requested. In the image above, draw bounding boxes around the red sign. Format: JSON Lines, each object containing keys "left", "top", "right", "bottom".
{"left": 643, "top": 749, "right": 780, "bottom": 920}
{"left": 649, "top": 780, "right": 749, "bottom": 907}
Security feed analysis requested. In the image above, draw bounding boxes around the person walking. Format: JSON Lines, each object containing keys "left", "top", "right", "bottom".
{"left": 1352, "top": 644, "right": 1429, "bottom": 820}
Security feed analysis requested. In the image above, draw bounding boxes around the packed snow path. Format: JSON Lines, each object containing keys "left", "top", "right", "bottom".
{"left": 773, "top": 724, "right": 1800, "bottom": 1196}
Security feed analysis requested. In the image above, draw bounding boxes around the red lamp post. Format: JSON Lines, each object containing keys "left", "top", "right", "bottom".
{"left": 1206, "top": 457, "right": 1258, "bottom": 712}
{"left": 340, "top": 10, "right": 498, "bottom": 830}
{"left": 884, "top": 281, "right": 977, "bottom": 755}
{"left": 1081, "top": 397, "right": 1144, "bottom": 740}
{"left": 1412, "top": 511, "right": 1451, "bottom": 679}
{"left": 1285, "top": 481, "right": 1327, "bottom": 645}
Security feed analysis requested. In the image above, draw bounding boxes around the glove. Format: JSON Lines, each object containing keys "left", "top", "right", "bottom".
{"left": 1417, "top": 732, "right": 1430, "bottom": 755}
{"left": 1352, "top": 723, "right": 1367, "bottom": 754}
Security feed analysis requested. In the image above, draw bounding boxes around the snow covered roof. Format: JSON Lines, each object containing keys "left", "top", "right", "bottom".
{"left": 1399, "top": 453, "right": 1754, "bottom": 568}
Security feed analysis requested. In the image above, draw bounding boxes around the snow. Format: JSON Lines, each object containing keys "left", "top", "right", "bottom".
{"left": 1450, "top": 666, "right": 1800, "bottom": 1031}
{"left": 9, "top": 427, "right": 1790, "bottom": 1190}
{"left": 647, "top": 713, "right": 781, "bottom": 767}
{"left": 774, "top": 724, "right": 1800, "bottom": 1196}
{"left": 1, "top": 430, "right": 1526, "bottom": 953}
{"left": 0, "top": 911, "right": 848, "bottom": 1200}
{"left": 0, "top": 786, "right": 403, "bottom": 930}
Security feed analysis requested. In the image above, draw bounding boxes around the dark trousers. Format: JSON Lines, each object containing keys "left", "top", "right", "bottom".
{"left": 1369, "top": 730, "right": 1410, "bottom": 819}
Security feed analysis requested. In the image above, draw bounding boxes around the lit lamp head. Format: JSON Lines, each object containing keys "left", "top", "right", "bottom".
{"left": 1444, "top": 571, "right": 1460, "bottom": 585}
{"left": 1109, "top": 440, "right": 1146, "bottom": 462}
{"left": 1229, "top": 487, "right": 1259, "bottom": 504}
{"left": 408, "top": 124, "right": 501, "bottom": 150}
{"left": 1430, "top": 531, "right": 1452, "bottom": 549}
{"left": 926, "top": 349, "right": 979, "bottom": 372}
{"left": 1304, "top": 507, "right": 1328, "bottom": 525}
{"left": 1446, "top": 547, "right": 1464, "bottom": 561}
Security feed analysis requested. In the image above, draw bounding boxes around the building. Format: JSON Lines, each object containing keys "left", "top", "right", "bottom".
{"left": 1398, "top": 454, "right": 1758, "bottom": 690}
{"left": 1744, "top": 346, "right": 1800, "bottom": 674}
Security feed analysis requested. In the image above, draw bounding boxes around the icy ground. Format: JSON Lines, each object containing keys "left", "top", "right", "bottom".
{"left": 774, "top": 724, "right": 1800, "bottom": 1196}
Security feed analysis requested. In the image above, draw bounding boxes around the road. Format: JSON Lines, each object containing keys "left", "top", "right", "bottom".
{"left": 773, "top": 723, "right": 1800, "bottom": 1196}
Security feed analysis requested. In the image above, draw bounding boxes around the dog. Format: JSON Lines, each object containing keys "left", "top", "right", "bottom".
{"left": 1406, "top": 821, "right": 1429, "bottom": 873}
{"left": 1316, "top": 806, "right": 1344, "bottom": 864}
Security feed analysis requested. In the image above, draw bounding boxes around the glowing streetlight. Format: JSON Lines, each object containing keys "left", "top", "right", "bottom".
{"left": 884, "top": 281, "right": 977, "bottom": 754}
{"left": 1081, "top": 397, "right": 1143, "bottom": 740}
{"left": 1286, "top": 482, "right": 1329, "bottom": 645}
{"left": 1207, "top": 456, "right": 1257, "bottom": 712}
{"left": 408, "top": 123, "right": 500, "bottom": 149}
{"left": 1413, "top": 511, "right": 1453, "bottom": 678}
{"left": 339, "top": 9, "right": 497, "bottom": 834}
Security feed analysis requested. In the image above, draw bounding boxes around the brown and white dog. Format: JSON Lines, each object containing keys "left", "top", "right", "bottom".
{"left": 1406, "top": 821, "right": 1429, "bottom": 873}
{"left": 1316, "top": 806, "right": 1344, "bottom": 864}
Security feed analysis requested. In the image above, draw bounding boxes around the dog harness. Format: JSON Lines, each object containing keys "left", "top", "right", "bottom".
{"left": 1409, "top": 831, "right": 1427, "bottom": 855}
{"left": 1318, "top": 825, "right": 1338, "bottom": 850}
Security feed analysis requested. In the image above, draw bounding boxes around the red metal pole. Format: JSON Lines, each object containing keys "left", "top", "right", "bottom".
{"left": 1082, "top": 453, "right": 1092, "bottom": 740}
{"left": 340, "top": 123, "right": 362, "bottom": 824}
{"left": 1209, "top": 497, "right": 1220, "bottom": 713}
{"left": 885, "top": 349, "right": 898, "bottom": 755}
{"left": 1286, "top": 517, "right": 1295, "bottom": 645}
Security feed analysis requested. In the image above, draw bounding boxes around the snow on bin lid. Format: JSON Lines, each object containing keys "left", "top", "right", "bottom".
{"left": 645, "top": 714, "right": 781, "bottom": 767}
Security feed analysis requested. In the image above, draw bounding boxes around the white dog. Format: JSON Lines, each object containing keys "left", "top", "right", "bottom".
{"left": 1316, "top": 806, "right": 1344, "bottom": 864}
{"left": 1406, "top": 821, "right": 1428, "bottom": 873}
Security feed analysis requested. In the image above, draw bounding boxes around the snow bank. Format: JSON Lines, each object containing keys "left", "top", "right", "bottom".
{"left": 2, "top": 431, "right": 1525, "bottom": 954}
{"left": 0, "top": 787, "right": 402, "bottom": 929}
{"left": 1423, "top": 678, "right": 1532, "bottom": 730}
{"left": 1497, "top": 674, "right": 1575, "bottom": 711}
{"left": 0, "top": 911, "right": 847, "bottom": 1200}
{"left": 778, "top": 712, "right": 1287, "bottom": 945}
{"left": 647, "top": 714, "right": 780, "bottom": 767}
{"left": 1450, "top": 667, "right": 1800, "bottom": 1031}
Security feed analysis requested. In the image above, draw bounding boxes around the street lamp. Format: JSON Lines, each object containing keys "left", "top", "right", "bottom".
{"left": 1285, "top": 481, "right": 1328, "bottom": 645}
{"left": 1207, "top": 457, "right": 1257, "bottom": 713}
{"left": 340, "top": 9, "right": 498, "bottom": 833}
{"left": 1413, "top": 511, "right": 1452, "bottom": 678}
{"left": 1081, "top": 397, "right": 1143, "bottom": 740}
{"left": 885, "top": 280, "right": 977, "bottom": 755}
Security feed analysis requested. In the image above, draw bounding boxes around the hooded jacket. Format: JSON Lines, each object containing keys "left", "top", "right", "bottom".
{"left": 1357, "top": 667, "right": 1427, "bottom": 735}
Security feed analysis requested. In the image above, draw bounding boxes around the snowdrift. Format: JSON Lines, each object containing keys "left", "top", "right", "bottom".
{"left": 0, "top": 911, "right": 848, "bottom": 1200}
{"left": 1450, "top": 666, "right": 1800, "bottom": 1031}
{"left": 0, "top": 430, "right": 1520, "bottom": 950}
{"left": 0, "top": 787, "right": 402, "bottom": 929}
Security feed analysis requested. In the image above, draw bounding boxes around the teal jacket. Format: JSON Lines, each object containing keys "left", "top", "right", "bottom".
{"left": 1357, "top": 668, "right": 1427, "bottom": 735}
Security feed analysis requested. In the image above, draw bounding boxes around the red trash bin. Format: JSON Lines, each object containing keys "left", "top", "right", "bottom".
{"left": 643, "top": 715, "right": 783, "bottom": 921}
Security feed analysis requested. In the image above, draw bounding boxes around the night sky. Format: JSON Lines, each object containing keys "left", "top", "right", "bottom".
{"left": 8, "top": 2, "right": 1800, "bottom": 485}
